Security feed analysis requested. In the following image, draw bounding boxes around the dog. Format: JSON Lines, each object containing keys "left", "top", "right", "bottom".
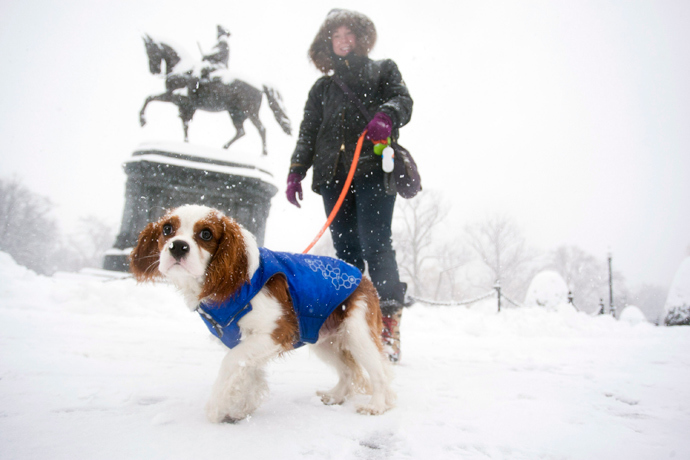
{"left": 130, "top": 204, "right": 395, "bottom": 422}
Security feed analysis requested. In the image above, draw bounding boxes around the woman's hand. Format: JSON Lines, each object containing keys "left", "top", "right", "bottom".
{"left": 365, "top": 112, "right": 392, "bottom": 142}
{"left": 286, "top": 173, "right": 304, "bottom": 208}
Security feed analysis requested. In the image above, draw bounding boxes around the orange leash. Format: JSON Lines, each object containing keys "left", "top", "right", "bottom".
{"left": 302, "top": 130, "right": 367, "bottom": 254}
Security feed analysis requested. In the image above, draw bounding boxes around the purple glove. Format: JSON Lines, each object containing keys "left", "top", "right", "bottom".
{"left": 365, "top": 112, "right": 392, "bottom": 142}
{"left": 286, "top": 173, "right": 304, "bottom": 208}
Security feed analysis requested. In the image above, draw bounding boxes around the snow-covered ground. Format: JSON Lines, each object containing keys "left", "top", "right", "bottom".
{"left": 1, "top": 251, "right": 689, "bottom": 460}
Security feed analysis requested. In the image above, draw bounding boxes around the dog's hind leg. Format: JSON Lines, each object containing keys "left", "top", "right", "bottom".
{"left": 342, "top": 304, "right": 396, "bottom": 415}
{"left": 313, "top": 340, "right": 369, "bottom": 405}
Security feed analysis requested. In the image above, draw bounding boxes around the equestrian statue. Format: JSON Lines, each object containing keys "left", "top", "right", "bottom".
{"left": 140, "top": 30, "right": 291, "bottom": 155}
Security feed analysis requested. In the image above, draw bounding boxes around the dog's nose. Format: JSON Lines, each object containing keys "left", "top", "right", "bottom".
{"left": 168, "top": 240, "right": 190, "bottom": 261}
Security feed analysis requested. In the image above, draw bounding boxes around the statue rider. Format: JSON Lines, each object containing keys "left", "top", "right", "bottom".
{"left": 201, "top": 25, "right": 230, "bottom": 79}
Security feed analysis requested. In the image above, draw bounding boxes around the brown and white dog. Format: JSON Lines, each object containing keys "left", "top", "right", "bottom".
{"left": 130, "top": 204, "right": 394, "bottom": 422}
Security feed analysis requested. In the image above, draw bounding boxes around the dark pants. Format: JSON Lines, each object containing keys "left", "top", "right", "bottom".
{"left": 320, "top": 167, "right": 405, "bottom": 310}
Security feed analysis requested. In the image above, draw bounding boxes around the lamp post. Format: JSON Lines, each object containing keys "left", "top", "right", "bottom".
{"left": 608, "top": 252, "right": 616, "bottom": 317}
{"left": 494, "top": 280, "right": 502, "bottom": 313}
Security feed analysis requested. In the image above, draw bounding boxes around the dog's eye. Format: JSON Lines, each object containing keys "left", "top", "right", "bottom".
{"left": 199, "top": 229, "right": 213, "bottom": 241}
{"left": 162, "top": 223, "right": 174, "bottom": 236}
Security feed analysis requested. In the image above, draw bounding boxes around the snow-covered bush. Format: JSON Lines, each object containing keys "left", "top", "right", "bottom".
{"left": 524, "top": 270, "right": 569, "bottom": 309}
{"left": 663, "top": 257, "right": 690, "bottom": 326}
{"left": 619, "top": 305, "right": 647, "bottom": 325}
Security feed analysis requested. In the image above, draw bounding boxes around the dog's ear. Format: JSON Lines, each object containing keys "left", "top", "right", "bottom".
{"left": 200, "top": 215, "right": 249, "bottom": 302}
{"left": 129, "top": 221, "right": 163, "bottom": 281}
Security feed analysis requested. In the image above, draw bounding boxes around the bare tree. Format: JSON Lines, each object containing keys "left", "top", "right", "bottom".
{"left": 432, "top": 242, "right": 472, "bottom": 301}
{"left": 59, "top": 215, "right": 117, "bottom": 270}
{"left": 393, "top": 190, "right": 449, "bottom": 297}
{"left": 0, "top": 176, "right": 122, "bottom": 274}
{"left": 464, "top": 214, "right": 535, "bottom": 299}
{"left": 0, "top": 176, "right": 58, "bottom": 274}
{"left": 549, "top": 245, "right": 606, "bottom": 312}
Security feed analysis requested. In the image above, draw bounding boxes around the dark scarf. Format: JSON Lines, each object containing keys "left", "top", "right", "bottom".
{"left": 332, "top": 53, "right": 370, "bottom": 95}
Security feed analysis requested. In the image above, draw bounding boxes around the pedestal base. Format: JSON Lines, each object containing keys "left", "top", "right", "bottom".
{"left": 106, "top": 143, "right": 278, "bottom": 271}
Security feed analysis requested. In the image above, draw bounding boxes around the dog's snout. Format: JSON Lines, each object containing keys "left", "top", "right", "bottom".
{"left": 169, "top": 240, "right": 190, "bottom": 261}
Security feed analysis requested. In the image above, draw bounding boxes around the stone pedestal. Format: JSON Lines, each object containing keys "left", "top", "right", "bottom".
{"left": 104, "top": 144, "right": 278, "bottom": 272}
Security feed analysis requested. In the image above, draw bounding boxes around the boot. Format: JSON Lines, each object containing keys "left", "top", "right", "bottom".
{"left": 379, "top": 283, "right": 406, "bottom": 363}
{"left": 381, "top": 307, "right": 402, "bottom": 363}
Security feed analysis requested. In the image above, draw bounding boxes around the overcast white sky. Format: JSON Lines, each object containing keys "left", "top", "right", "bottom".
{"left": 0, "top": 0, "right": 688, "bottom": 288}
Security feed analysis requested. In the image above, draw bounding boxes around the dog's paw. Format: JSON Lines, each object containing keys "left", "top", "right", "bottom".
{"left": 206, "top": 404, "right": 246, "bottom": 424}
{"left": 205, "top": 403, "right": 228, "bottom": 424}
{"left": 205, "top": 400, "right": 246, "bottom": 424}
{"left": 317, "top": 390, "right": 345, "bottom": 406}
{"left": 356, "top": 403, "right": 388, "bottom": 416}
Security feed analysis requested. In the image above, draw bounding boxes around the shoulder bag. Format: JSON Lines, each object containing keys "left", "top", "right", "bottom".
{"left": 331, "top": 76, "right": 422, "bottom": 199}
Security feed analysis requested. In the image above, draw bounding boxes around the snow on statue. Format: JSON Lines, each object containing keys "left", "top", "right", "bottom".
{"left": 662, "top": 256, "right": 690, "bottom": 326}
{"left": 524, "top": 270, "right": 569, "bottom": 309}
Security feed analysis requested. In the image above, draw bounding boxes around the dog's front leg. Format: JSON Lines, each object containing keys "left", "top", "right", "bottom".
{"left": 205, "top": 334, "right": 281, "bottom": 423}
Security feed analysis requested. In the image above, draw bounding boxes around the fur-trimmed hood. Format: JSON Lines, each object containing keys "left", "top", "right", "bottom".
{"left": 309, "top": 9, "right": 377, "bottom": 74}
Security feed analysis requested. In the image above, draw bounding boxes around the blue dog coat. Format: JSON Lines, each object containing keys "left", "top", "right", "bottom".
{"left": 196, "top": 248, "right": 362, "bottom": 349}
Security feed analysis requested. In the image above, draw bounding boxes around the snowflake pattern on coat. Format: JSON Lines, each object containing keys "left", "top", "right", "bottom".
{"left": 305, "top": 259, "right": 359, "bottom": 291}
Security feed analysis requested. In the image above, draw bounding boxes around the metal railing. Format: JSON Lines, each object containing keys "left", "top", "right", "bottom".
{"left": 409, "top": 280, "right": 524, "bottom": 312}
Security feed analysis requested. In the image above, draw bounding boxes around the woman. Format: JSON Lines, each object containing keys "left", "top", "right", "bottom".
{"left": 286, "top": 9, "right": 413, "bottom": 362}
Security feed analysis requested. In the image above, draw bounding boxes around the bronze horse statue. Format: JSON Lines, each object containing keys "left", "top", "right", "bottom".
{"left": 140, "top": 35, "right": 291, "bottom": 154}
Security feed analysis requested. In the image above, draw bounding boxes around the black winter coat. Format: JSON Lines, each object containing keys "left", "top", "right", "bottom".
{"left": 290, "top": 55, "right": 413, "bottom": 193}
